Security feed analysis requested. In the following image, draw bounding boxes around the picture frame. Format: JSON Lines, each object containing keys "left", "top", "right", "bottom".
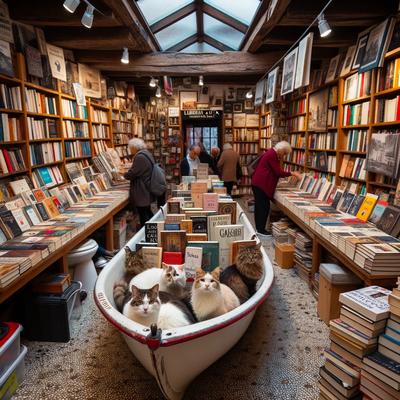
{"left": 340, "top": 45, "right": 356, "bottom": 77}
{"left": 352, "top": 29, "right": 370, "bottom": 70}
{"left": 360, "top": 18, "right": 394, "bottom": 72}
{"left": 179, "top": 90, "right": 198, "bottom": 110}
{"left": 225, "top": 87, "right": 237, "bottom": 102}
{"left": 236, "top": 88, "right": 249, "bottom": 101}
{"left": 281, "top": 47, "right": 298, "bottom": 96}
{"left": 325, "top": 54, "right": 341, "bottom": 83}
{"left": 254, "top": 79, "right": 266, "bottom": 106}
{"left": 224, "top": 119, "right": 232, "bottom": 127}
{"left": 244, "top": 99, "right": 254, "bottom": 111}
{"left": 213, "top": 97, "right": 223, "bottom": 107}
{"left": 233, "top": 103, "right": 243, "bottom": 113}
{"left": 295, "top": 32, "right": 314, "bottom": 89}
{"left": 266, "top": 66, "right": 279, "bottom": 104}
{"left": 196, "top": 103, "right": 209, "bottom": 109}
{"left": 78, "top": 63, "right": 101, "bottom": 98}
{"left": 224, "top": 102, "right": 233, "bottom": 113}
{"left": 308, "top": 88, "right": 328, "bottom": 131}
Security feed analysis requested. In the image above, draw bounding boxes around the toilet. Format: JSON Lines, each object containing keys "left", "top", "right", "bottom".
{"left": 67, "top": 239, "right": 99, "bottom": 291}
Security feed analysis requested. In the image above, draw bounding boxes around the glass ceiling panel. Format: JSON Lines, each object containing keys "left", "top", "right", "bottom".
{"left": 203, "top": 14, "right": 244, "bottom": 50}
{"left": 136, "top": 0, "right": 193, "bottom": 25}
{"left": 155, "top": 13, "right": 197, "bottom": 50}
{"left": 181, "top": 42, "right": 221, "bottom": 53}
{"left": 204, "top": 0, "right": 260, "bottom": 25}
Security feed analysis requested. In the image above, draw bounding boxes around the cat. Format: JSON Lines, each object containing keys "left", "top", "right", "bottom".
{"left": 220, "top": 242, "right": 263, "bottom": 304}
{"left": 121, "top": 284, "right": 195, "bottom": 330}
{"left": 191, "top": 268, "right": 240, "bottom": 322}
{"left": 124, "top": 246, "right": 148, "bottom": 281}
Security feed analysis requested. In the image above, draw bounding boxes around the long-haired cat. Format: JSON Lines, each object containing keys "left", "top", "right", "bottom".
{"left": 191, "top": 268, "right": 240, "bottom": 322}
{"left": 121, "top": 284, "right": 195, "bottom": 330}
{"left": 123, "top": 246, "right": 148, "bottom": 281}
{"left": 220, "top": 243, "right": 263, "bottom": 304}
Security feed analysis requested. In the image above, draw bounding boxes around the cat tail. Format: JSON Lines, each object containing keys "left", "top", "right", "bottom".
{"left": 113, "top": 280, "right": 129, "bottom": 312}
{"left": 220, "top": 267, "right": 249, "bottom": 304}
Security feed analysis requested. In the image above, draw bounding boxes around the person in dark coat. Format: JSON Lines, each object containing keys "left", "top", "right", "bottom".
{"left": 180, "top": 145, "right": 200, "bottom": 176}
{"left": 123, "top": 138, "right": 155, "bottom": 227}
{"left": 251, "top": 141, "right": 301, "bottom": 236}
{"left": 198, "top": 142, "right": 214, "bottom": 172}
{"left": 210, "top": 147, "right": 220, "bottom": 175}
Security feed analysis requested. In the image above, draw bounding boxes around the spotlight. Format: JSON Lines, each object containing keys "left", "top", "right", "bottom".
{"left": 63, "top": 0, "right": 80, "bottom": 13}
{"left": 155, "top": 86, "right": 162, "bottom": 98}
{"left": 246, "top": 90, "right": 253, "bottom": 99}
{"left": 318, "top": 13, "right": 331, "bottom": 38}
{"left": 149, "top": 77, "right": 157, "bottom": 87}
{"left": 81, "top": 4, "right": 94, "bottom": 29}
{"left": 198, "top": 75, "right": 204, "bottom": 86}
{"left": 121, "top": 47, "right": 129, "bottom": 64}
{"left": 151, "top": 98, "right": 156, "bottom": 106}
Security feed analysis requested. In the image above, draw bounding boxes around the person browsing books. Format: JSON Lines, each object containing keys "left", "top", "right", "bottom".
{"left": 217, "top": 143, "right": 240, "bottom": 195}
{"left": 251, "top": 141, "right": 302, "bottom": 236}
{"left": 210, "top": 146, "right": 221, "bottom": 175}
{"left": 180, "top": 145, "right": 201, "bottom": 176}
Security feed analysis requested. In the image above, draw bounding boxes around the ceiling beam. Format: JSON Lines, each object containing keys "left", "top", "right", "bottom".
{"left": 166, "top": 34, "right": 198, "bottom": 52}
{"left": 74, "top": 50, "right": 282, "bottom": 76}
{"left": 150, "top": 3, "right": 197, "bottom": 34}
{"left": 202, "top": 3, "right": 248, "bottom": 33}
{"left": 196, "top": 0, "right": 204, "bottom": 39}
{"left": 204, "top": 34, "right": 234, "bottom": 52}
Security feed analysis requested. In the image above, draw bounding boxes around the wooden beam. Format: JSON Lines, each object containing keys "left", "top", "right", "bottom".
{"left": 150, "top": 3, "right": 197, "bottom": 33}
{"left": 202, "top": 3, "right": 248, "bottom": 33}
{"left": 204, "top": 34, "right": 234, "bottom": 52}
{"left": 74, "top": 50, "right": 282, "bottom": 76}
{"left": 242, "top": 0, "right": 292, "bottom": 53}
{"left": 166, "top": 34, "right": 198, "bottom": 52}
{"left": 45, "top": 27, "right": 138, "bottom": 50}
{"left": 196, "top": 0, "right": 204, "bottom": 39}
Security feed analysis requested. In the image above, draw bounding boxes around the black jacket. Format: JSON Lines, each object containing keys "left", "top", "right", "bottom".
{"left": 180, "top": 158, "right": 190, "bottom": 176}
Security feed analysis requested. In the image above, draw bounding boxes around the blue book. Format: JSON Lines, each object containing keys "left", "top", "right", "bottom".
{"left": 164, "top": 223, "right": 180, "bottom": 231}
{"left": 187, "top": 241, "right": 219, "bottom": 272}
{"left": 38, "top": 167, "right": 53, "bottom": 185}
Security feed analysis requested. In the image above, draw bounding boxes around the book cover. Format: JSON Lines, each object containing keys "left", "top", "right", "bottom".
{"left": 167, "top": 200, "right": 181, "bottom": 214}
{"left": 42, "top": 197, "right": 60, "bottom": 219}
{"left": 164, "top": 223, "right": 180, "bottom": 231}
{"left": 160, "top": 230, "right": 187, "bottom": 253}
{"left": 162, "top": 251, "right": 184, "bottom": 265}
{"left": 184, "top": 246, "right": 202, "bottom": 280}
{"left": 377, "top": 205, "right": 400, "bottom": 235}
{"left": 0, "top": 210, "right": 22, "bottom": 238}
{"left": 191, "top": 216, "right": 208, "bottom": 234}
{"left": 180, "top": 219, "right": 193, "bottom": 233}
{"left": 211, "top": 224, "right": 244, "bottom": 267}
{"left": 218, "top": 201, "right": 237, "bottom": 224}
{"left": 356, "top": 194, "right": 379, "bottom": 222}
{"left": 34, "top": 202, "right": 49, "bottom": 221}
{"left": 187, "top": 241, "right": 219, "bottom": 272}
{"left": 202, "top": 193, "right": 219, "bottom": 212}
{"left": 191, "top": 182, "right": 208, "bottom": 208}
{"left": 145, "top": 221, "right": 164, "bottom": 244}
{"left": 186, "top": 233, "right": 208, "bottom": 241}
{"left": 10, "top": 209, "right": 31, "bottom": 232}
{"left": 141, "top": 246, "right": 162, "bottom": 268}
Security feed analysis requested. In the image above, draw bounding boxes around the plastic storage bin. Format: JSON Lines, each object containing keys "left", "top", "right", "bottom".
{"left": 24, "top": 281, "right": 81, "bottom": 342}
{"left": 0, "top": 345, "right": 27, "bottom": 400}
{"left": 0, "top": 323, "right": 22, "bottom": 377}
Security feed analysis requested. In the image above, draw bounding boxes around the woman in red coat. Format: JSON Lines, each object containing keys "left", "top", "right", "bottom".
{"left": 251, "top": 141, "right": 301, "bottom": 235}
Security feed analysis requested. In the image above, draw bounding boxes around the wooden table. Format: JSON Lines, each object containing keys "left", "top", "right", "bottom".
{"left": 0, "top": 198, "right": 129, "bottom": 304}
{"left": 275, "top": 200, "right": 398, "bottom": 289}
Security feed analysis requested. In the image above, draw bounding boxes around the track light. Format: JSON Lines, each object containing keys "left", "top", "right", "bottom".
{"left": 246, "top": 90, "right": 253, "bottom": 99}
{"left": 121, "top": 47, "right": 129, "bottom": 64}
{"left": 149, "top": 77, "right": 157, "bottom": 87}
{"left": 81, "top": 4, "right": 94, "bottom": 29}
{"left": 155, "top": 86, "right": 162, "bottom": 98}
{"left": 198, "top": 75, "right": 204, "bottom": 86}
{"left": 63, "top": 0, "right": 80, "bottom": 13}
{"left": 318, "top": 13, "right": 331, "bottom": 38}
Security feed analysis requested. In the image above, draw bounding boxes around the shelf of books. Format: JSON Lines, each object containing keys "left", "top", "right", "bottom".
{"left": 259, "top": 104, "right": 271, "bottom": 150}
{"left": 112, "top": 108, "right": 133, "bottom": 162}
{"left": 165, "top": 106, "right": 182, "bottom": 189}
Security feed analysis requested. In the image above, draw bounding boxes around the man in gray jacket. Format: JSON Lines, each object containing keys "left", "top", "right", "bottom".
{"left": 123, "top": 138, "right": 155, "bottom": 227}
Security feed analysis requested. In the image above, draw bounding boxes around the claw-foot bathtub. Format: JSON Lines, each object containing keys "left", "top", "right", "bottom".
{"left": 95, "top": 205, "right": 274, "bottom": 400}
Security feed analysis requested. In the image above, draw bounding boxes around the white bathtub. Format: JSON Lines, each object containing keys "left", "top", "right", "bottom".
{"left": 95, "top": 205, "right": 274, "bottom": 400}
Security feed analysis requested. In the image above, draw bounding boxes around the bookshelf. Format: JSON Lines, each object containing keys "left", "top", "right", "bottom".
{"left": 112, "top": 108, "right": 133, "bottom": 162}
{"left": 259, "top": 104, "right": 271, "bottom": 150}
{"left": 165, "top": 106, "right": 182, "bottom": 189}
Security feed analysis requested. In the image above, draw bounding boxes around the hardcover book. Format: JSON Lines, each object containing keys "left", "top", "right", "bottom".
{"left": 186, "top": 241, "right": 219, "bottom": 272}
{"left": 180, "top": 219, "right": 193, "bottom": 233}
{"left": 184, "top": 246, "right": 203, "bottom": 280}
{"left": 0, "top": 210, "right": 22, "bottom": 238}
{"left": 211, "top": 224, "right": 244, "bottom": 267}
{"left": 141, "top": 246, "right": 162, "bottom": 268}
{"left": 162, "top": 252, "right": 184, "bottom": 265}
{"left": 145, "top": 221, "right": 164, "bottom": 244}
{"left": 160, "top": 230, "right": 187, "bottom": 253}
{"left": 377, "top": 205, "right": 400, "bottom": 235}
{"left": 356, "top": 194, "right": 379, "bottom": 222}
{"left": 218, "top": 201, "right": 237, "bottom": 224}
{"left": 186, "top": 233, "right": 208, "bottom": 241}
{"left": 191, "top": 182, "right": 208, "bottom": 208}
{"left": 202, "top": 193, "right": 219, "bottom": 212}
{"left": 191, "top": 216, "right": 207, "bottom": 234}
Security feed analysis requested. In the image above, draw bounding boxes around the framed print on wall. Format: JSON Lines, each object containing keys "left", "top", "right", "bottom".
{"left": 281, "top": 47, "right": 298, "bottom": 96}
{"left": 266, "top": 67, "right": 279, "bottom": 104}
{"left": 340, "top": 45, "right": 356, "bottom": 77}
{"left": 352, "top": 29, "right": 370, "bottom": 70}
{"left": 179, "top": 90, "right": 198, "bottom": 110}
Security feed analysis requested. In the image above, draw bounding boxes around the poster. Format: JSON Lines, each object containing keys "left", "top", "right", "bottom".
{"left": 73, "top": 83, "right": 86, "bottom": 106}
{"left": 254, "top": 79, "right": 265, "bottom": 106}
{"left": 266, "top": 67, "right": 279, "bottom": 104}
{"left": 308, "top": 89, "right": 328, "bottom": 131}
{"left": 0, "top": 1, "right": 13, "bottom": 43}
{"left": 281, "top": 47, "right": 298, "bottom": 96}
{"left": 0, "top": 39, "right": 13, "bottom": 77}
{"left": 295, "top": 32, "right": 313, "bottom": 89}
{"left": 46, "top": 43, "right": 67, "bottom": 81}
{"left": 78, "top": 63, "right": 101, "bottom": 98}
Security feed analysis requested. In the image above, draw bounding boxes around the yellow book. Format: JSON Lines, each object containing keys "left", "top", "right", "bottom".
{"left": 356, "top": 194, "right": 378, "bottom": 222}
{"left": 180, "top": 219, "right": 193, "bottom": 233}
{"left": 394, "top": 58, "right": 400, "bottom": 88}
{"left": 42, "top": 198, "right": 60, "bottom": 219}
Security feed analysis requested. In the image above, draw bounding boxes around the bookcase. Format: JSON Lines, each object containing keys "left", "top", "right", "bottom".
{"left": 260, "top": 103, "right": 272, "bottom": 150}
{"left": 112, "top": 108, "right": 134, "bottom": 162}
{"left": 165, "top": 106, "right": 182, "bottom": 188}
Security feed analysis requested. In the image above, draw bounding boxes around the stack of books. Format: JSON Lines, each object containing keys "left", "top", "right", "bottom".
{"left": 293, "top": 231, "right": 312, "bottom": 283}
{"left": 360, "top": 282, "right": 400, "bottom": 398}
{"left": 272, "top": 219, "right": 294, "bottom": 244}
{"left": 319, "top": 286, "right": 391, "bottom": 400}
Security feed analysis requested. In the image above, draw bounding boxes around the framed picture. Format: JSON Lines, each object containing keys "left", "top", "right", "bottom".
{"left": 47, "top": 43, "right": 67, "bottom": 82}
{"left": 224, "top": 102, "right": 233, "bottom": 113}
{"left": 340, "top": 45, "right": 356, "bottom": 77}
{"left": 281, "top": 47, "right": 298, "bottom": 96}
{"left": 78, "top": 63, "right": 101, "bottom": 98}
{"left": 295, "top": 32, "right": 314, "bottom": 89}
{"left": 360, "top": 18, "right": 394, "bottom": 72}
{"left": 254, "top": 79, "right": 265, "bottom": 106}
{"left": 213, "top": 97, "right": 223, "bottom": 107}
{"left": 244, "top": 99, "right": 254, "bottom": 111}
{"left": 325, "top": 54, "right": 341, "bottom": 83}
{"left": 266, "top": 67, "right": 279, "bottom": 104}
{"left": 233, "top": 103, "right": 243, "bottom": 113}
{"left": 179, "top": 90, "right": 198, "bottom": 110}
{"left": 224, "top": 119, "right": 232, "bottom": 127}
{"left": 225, "top": 87, "right": 236, "bottom": 102}
{"left": 196, "top": 103, "right": 209, "bottom": 109}
{"left": 308, "top": 88, "right": 328, "bottom": 131}
{"left": 352, "top": 29, "right": 370, "bottom": 70}
{"left": 237, "top": 88, "right": 249, "bottom": 101}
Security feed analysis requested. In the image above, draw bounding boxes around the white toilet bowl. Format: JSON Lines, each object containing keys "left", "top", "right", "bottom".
{"left": 67, "top": 239, "right": 99, "bottom": 291}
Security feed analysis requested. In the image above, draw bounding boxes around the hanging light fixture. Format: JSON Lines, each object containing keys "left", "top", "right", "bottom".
{"left": 63, "top": 0, "right": 80, "bottom": 13}
{"left": 246, "top": 90, "right": 253, "bottom": 99}
{"left": 198, "top": 75, "right": 204, "bottom": 86}
{"left": 121, "top": 47, "right": 129, "bottom": 64}
{"left": 149, "top": 77, "right": 157, "bottom": 87}
{"left": 151, "top": 98, "right": 156, "bottom": 106}
{"left": 155, "top": 86, "right": 162, "bottom": 98}
{"left": 81, "top": 4, "right": 94, "bottom": 28}
{"left": 318, "top": 13, "right": 331, "bottom": 38}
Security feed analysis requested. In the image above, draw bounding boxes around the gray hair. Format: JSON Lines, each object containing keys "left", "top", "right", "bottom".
{"left": 223, "top": 143, "right": 232, "bottom": 150}
{"left": 128, "top": 138, "right": 147, "bottom": 150}
{"left": 274, "top": 141, "right": 292, "bottom": 153}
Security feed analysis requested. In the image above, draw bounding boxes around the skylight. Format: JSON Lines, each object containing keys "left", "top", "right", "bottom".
{"left": 136, "top": 0, "right": 193, "bottom": 25}
{"left": 181, "top": 42, "right": 221, "bottom": 53}
{"left": 204, "top": 0, "right": 260, "bottom": 25}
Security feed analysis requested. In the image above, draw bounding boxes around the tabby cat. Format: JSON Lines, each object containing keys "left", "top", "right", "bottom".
{"left": 123, "top": 246, "right": 148, "bottom": 282}
{"left": 220, "top": 242, "right": 263, "bottom": 304}
{"left": 191, "top": 268, "right": 240, "bottom": 322}
{"left": 117, "top": 283, "right": 195, "bottom": 329}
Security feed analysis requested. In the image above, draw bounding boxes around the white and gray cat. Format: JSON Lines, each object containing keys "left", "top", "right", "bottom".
{"left": 191, "top": 267, "right": 240, "bottom": 322}
{"left": 117, "top": 284, "right": 195, "bottom": 330}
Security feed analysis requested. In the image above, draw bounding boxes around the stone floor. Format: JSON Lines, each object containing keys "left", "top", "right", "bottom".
{"left": 13, "top": 209, "right": 330, "bottom": 400}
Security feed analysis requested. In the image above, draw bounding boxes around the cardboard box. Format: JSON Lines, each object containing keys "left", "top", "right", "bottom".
{"left": 275, "top": 243, "right": 294, "bottom": 269}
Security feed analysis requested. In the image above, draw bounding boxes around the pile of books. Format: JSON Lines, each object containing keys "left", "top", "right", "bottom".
{"left": 360, "top": 283, "right": 400, "bottom": 399}
{"left": 271, "top": 219, "right": 294, "bottom": 244}
{"left": 293, "top": 231, "right": 312, "bottom": 283}
{"left": 319, "top": 286, "right": 391, "bottom": 400}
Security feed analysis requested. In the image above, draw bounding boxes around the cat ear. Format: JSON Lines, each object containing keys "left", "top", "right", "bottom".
{"left": 161, "top": 262, "right": 169, "bottom": 269}
{"left": 150, "top": 284, "right": 159, "bottom": 294}
{"left": 211, "top": 267, "right": 221, "bottom": 280}
{"left": 255, "top": 242, "right": 262, "bottom": 250}
{"left": 195, "top": 268, "right": 205, "bottom": 278}
{"left": 131, "top": 285, "right": 140, "bottom": 297}
{"left": 124, "top": 246, "right": 132, "bottom": 255}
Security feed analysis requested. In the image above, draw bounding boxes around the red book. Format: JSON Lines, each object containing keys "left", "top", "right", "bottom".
{"left": 2, "top": 149, "right": 14, "bottom": 172}
{"left": 396, "top": 95, "right": 400, "bottom": 121}
{"left": 162, "top": 252, "right": 184, "bottom": 265}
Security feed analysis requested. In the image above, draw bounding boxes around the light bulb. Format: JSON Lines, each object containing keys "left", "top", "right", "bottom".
{"left": 81, "top": 4, "right": 94, "bottom": 29}
{"left": 198, "top": 75, "right": 204, "bottom": 86}
{"left": 121, "top": 47, "right": 129, "bottom": 64}
{"left": 63, "top": 0, "right": 80, "bottom": 13}
{"left": 246, "top": 90, "right": 253, "bottom": 99}
{"left": 155, "top": 86, "right": 161, "bottom": 98}
{"left": 149, "top": 77, "right": 157, "bottom": 87}
{"left": 318, "top": 13, "right": 331, "bottom": 38}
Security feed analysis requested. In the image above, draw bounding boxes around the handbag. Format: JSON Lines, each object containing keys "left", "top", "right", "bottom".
{"left": 247, "top": 154, "right": 263, "bottom": 177}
